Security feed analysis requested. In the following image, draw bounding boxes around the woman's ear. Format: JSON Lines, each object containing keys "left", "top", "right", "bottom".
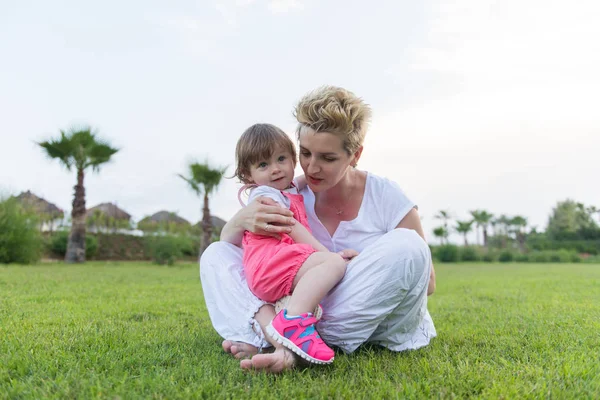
{"left": 352, "top": 146, "right": 364, "bottom": 167}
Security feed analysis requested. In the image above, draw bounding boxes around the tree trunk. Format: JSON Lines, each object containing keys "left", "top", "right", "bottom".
{"left": 463, "top": 234, "right": 468, "bottom": 247}
{"left": 483, "top": 228, "right": 488, "bottom": 247}
{"left": 201, "top": 192, "right": 212, "bottom": 256}
{"left": 66, "top": 168, "right": 86, "bottom": 263}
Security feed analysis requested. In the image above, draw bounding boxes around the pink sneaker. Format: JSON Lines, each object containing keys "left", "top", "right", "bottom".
{"left": 266, "top": 309, "right": 334, "bottom": 364}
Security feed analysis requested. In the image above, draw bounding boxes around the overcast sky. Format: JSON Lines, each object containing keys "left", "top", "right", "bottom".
{"left": 1, "top": 0, "right": 599, "bottom": 243}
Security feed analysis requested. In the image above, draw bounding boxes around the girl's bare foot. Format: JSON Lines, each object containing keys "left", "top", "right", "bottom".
{"left": 239, "top": 347, "right": 297, "bottom": 373}
{"left": 222, "top": 340, "right": 259, "bottom": 360}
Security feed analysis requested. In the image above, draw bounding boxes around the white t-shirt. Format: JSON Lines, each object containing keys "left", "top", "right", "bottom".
{"left": 300, "top": 172, "right": 416, "bottom": 253}
{"left": 246, "top": 186, "right": 294, "bottom": 209}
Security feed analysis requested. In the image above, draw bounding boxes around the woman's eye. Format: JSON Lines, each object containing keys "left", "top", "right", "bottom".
{"left": 300, "top": 152, "right": 310, "bottom": 157}
{"left": 324, "top": 157, "right": 336, "bottom": 162}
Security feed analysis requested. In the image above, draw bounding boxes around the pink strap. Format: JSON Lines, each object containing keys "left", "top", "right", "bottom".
{"left": 237, "top": 184, "right": 257, "bottom": 207}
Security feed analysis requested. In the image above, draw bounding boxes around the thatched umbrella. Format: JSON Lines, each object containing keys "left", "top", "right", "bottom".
{"left": 86, "top": 202, "right": 132, "bottom": 233}
{"left": 14, "top": 190, "right": 64, "bottom": 219}
{"left": 194, "top": 215, "right": 227, "bottom": 232}
{"left": 138, "top": 211, "right": 191, "bottom": 233}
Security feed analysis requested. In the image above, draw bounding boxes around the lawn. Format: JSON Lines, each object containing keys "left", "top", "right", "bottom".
{"left": 1, "top": 262, "right": 599, "bottom": 399}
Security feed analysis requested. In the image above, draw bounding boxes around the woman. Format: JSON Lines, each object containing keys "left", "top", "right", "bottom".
{"left": 200, "top": 86, "right": 437, "bottom": 372}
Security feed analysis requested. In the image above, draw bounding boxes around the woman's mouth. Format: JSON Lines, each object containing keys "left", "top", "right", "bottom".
{"left": 308, "top": 176, "right": 323, "bottom": 185}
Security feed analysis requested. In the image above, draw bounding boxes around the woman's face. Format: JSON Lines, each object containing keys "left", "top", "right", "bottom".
{"left": 298, "top": 127, "right": 360, "bottom": 192}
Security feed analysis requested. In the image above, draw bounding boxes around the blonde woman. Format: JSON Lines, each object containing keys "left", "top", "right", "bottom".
{"left": 200, "top": 86, "right": 437, "bottom": 372}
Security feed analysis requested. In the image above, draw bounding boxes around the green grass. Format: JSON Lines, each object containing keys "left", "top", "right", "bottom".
{"left": 1, "top": 262, "right": 599, "bottom": 399}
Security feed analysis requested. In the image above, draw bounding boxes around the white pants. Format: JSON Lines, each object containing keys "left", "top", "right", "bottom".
{"left": 199, "top": 228, "right": 437, "bottom": 353}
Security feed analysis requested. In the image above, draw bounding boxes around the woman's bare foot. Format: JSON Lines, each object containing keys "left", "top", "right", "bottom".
{"left": 239, "top": 347, "right": 297, "bottom": 373}
{"left": 222, "top": 340, "right": 259, "bottom": 360}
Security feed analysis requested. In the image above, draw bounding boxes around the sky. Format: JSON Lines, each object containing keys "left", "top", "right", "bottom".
{"left": 1, "top": 0, "right": 599, "bottom": 243}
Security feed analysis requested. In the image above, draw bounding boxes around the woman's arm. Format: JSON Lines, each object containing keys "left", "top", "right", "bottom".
{"left": 220, "top": 197, "right": 296, "bottom": 246}
{"left": 396, "top": 208, "right": 437, "bottom": 296}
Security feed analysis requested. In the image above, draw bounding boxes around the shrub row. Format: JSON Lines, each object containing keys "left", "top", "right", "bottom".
{"left": 526, "top": 237, "right": 600, "bottom": 255}
{"left": 431, "top": 245, "right": 583, "bottom": 263}
{"left": 47, "top": 232, "right": 203, "bottom": 265}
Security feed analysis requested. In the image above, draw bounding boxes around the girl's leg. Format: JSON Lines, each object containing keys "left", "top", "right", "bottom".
{"left": 317, "top": 228, "right": 437, "bottom": 353}
{"left": 286, "top": 252, "right": 346, "bottom": 315}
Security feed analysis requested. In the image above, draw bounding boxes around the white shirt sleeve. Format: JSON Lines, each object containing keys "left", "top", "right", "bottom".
{"left": 247, "top": 186, "right": 291, "bottom": 209}
{"left": 380, "top": 178, "right": 417, "bottom": 231}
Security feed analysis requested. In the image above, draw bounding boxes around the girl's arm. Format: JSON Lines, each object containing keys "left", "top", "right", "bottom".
{"left": 288, "top": 222, "right": 329, "bottom": 252}
{"left": 396, "top": 208, "right": 437, "bottom": 296}
{"left": 220, "top": 197, "right": 296, "bottom": 246}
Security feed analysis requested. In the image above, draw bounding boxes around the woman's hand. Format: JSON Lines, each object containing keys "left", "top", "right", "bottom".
{"left": 337, "top": 248, "right": 359, "bottom": 261}
{"left": 241, "top": 196, "right": 296, "bottom": 237}
{"left": 221, "top": 197, "right": 297, "bottom": 246}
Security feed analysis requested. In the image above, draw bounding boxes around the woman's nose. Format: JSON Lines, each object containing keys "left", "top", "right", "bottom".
{"left": 307, "top": 158, "right": 319, "bottom": 174}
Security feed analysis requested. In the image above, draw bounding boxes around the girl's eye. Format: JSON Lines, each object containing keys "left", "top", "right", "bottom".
{"left": 278, "top": 155, "right": 286, "bottom": 162}
{"left": 324, "top": 157, "right": 336, "bottom": 162}
{"left": 258, "top": 162, "right": 267, "bottom": 168}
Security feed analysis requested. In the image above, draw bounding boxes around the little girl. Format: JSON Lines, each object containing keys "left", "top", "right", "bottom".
{"left": 234, "top": 123, "right": 356, "bottom": 365}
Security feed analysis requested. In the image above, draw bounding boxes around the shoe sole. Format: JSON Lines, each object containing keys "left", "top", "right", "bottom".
{"left": 266, "top": 323, "right": 334, "bottom": 365}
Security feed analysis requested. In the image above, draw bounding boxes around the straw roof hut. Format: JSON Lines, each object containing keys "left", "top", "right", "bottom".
{"left": 86, "top": 202, "right": 132, "bottom": 221}
{"left": 194, "top": 216, "right": 227, "bottom": 231}
{"left": 14, "top": 191, "right": 64, "bottom": 219}
{"left": 139, "top": 211, "right": 191, "bottom": 226}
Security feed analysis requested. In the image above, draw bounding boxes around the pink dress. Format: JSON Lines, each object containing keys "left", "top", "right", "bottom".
{"left": 242, "top": 190, "right": 317, "bottom": 303}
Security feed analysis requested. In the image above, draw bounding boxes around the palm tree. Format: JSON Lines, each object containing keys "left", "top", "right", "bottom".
{"left": 432, "top": 226, "right": 448, "bottom": 245}
{"left": 470, "top": 209, "right": 494, "bottom": 247}
{"left": 38, "top": 126, "right": 118, "bottom": 263}
{"left": 179, "top": 161, "right": 226, "bottom": 255}
{"left": 495, "top": 214, "right": 512, "bottom": 248}
{"left": 455, "top": 220, "right": 474, "bottom": 246}
{"left": 435, "top": 210, "right": 453, "bottom": 232}
{"left": 511, "top": 215, "right": 528, "bottom": 251}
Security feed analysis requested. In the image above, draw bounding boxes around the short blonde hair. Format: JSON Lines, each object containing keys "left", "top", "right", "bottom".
{"left": 294, "top": 86, "right": 372, "bottom": 154}
{"left": 234, "top": 123, "right": 297, "bottom": 183}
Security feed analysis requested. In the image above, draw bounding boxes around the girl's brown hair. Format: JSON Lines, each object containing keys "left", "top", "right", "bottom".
{"left": 234, "top": 123, "right": 297, "bottom": 183}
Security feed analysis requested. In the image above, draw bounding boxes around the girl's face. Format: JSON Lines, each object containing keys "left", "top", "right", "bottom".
{"left": 298, "top": 127, "right": 361, "bottom": 193}
{"left": 247, "top": 146, "right": 296, "bottom": 191}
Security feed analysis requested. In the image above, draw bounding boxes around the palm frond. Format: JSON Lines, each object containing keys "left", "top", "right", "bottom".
{"left": 39, "top": 125, "right": 118, "bottom": 172}
{"left": 179, "top": 161, "right": 227, "bottom": 197}
{"left": 177, "top": 173, "right": 201, "bottom": 195}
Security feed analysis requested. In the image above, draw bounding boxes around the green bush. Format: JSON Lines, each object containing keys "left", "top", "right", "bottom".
{"left": 436, "top": 245, "right": 459, "bottom": 263}
{"left": 49, "top": 231, "right": 98, "bottom": 259}
{"left": 0, "top": 198, "right": 43, "bottom": 264}
{"left": 498, "top": 250, "right": 514, "bottom": 262}
{"left": 527, "top": 250, "right": 580, "bottom": 263}
{"left": 482, "top": 251, "right": 497, "bottom": 262}
{"left": 515, "top": 253, "right": 530, "bottom": 262}
{"left": 145, "top": 235, "right": 183, "bottom": 266}
{"left": 460, "top": 246, "right": 480, "bottom": 262}
{"left": 530, "top": 251, "right": 550, "bottom": 263}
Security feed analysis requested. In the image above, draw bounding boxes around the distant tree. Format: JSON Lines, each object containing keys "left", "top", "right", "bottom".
{"left": 470, "top": 209, "right": 494, "bottom": 247}
{"left": 455, "top": 220, "right": 474, "bottom": 246}
{"left": 433, "top": 226, "right": 448, "bottom": 245}
{"left": 179, "top": 161, "right": 226, "bottom": 255}
{"left": 494, "top": 215, "right": 512, "bottom": 248}
{"left": 435, "top": 210, "right": 453, "bottom": 235}
{"left": 510, "top": 215, "right": 528, "bottom": 251}
{"left": 38, "top": 126, "right": 118, "bottom": 263}
{"left": 546, "top": 199, "right": 599, "bottom": 240}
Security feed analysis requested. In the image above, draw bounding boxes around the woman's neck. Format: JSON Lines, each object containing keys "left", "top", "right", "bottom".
{"left": 318, "top": 168, "right": 363, "bottom": 203}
